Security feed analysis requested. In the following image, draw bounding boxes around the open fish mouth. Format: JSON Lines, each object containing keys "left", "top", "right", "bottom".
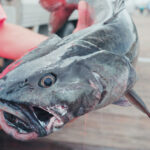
{"left": 0, "top": 100, "right": 64, "bottom": 141}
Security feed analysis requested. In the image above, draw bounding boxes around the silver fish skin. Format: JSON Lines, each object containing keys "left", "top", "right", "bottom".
{"left": 0, "top": 0, "right": 148, "bottom": 141}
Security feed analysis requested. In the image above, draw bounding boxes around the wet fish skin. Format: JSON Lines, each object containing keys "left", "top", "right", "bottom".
{"left": 0, "top": 0, "right": 148, "bottom": 141}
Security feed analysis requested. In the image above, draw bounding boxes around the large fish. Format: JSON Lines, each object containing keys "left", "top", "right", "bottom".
{"left": 0, "top": 0, "right": 149, "bottom": 141}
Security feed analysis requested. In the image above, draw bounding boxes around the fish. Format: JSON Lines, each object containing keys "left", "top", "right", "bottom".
{"left": 0, "top": 0, "right": 149, "bottom": 141}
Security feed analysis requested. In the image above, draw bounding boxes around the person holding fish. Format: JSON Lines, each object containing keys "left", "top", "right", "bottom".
{"left": 0, "top": 0, "right": 92, "bottom": 60}
{"left": 0, "top": 0, "right": 149, "bottom": 141}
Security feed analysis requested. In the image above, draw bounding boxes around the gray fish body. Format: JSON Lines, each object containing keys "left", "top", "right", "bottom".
{"left": 0, "top": 0, "right": 141, "bottom": 140}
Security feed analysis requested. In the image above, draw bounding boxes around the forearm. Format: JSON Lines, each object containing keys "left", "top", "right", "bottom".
{"left": 0, "top": 23, "right": 48, "bottom": 60}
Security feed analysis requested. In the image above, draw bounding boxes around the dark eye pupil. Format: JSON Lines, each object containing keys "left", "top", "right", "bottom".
{"left": 44, "top": 78, "right": 52, "bottom": 87}
{"left": 39, "top": 73, "right": 57, "bottom": 88}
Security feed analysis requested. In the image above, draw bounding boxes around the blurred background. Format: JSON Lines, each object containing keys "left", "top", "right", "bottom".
{"left": 0, "top": 0, "right": 150, "bottom": 150}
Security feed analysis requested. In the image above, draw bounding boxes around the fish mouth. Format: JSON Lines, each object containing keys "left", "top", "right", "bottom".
{"left": 0, "top": 100, "right": 64, "bottom": 141}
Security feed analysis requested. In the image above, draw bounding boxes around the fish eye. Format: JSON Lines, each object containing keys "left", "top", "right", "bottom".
{"left": 39, "top": 73, "right": 56, "bottom": 88}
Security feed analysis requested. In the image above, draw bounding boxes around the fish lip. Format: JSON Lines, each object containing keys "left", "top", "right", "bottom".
{"left": 0, "top": 99, "right": 65, "bottom": 140}
{"left": 0, "top": 110, "right": 38, "bottom": 141}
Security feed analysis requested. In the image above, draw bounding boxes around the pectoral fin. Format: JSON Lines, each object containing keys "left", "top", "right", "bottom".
{"left": 126, "top": 89, "right": 150, "bottom": 118}
{"left": 113, "top": 96, "right": 131, "bottom": 107}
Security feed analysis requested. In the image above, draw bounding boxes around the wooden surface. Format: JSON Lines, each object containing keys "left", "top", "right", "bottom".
{"left": 0, "top": 15, "right": 150, "bottom": 150}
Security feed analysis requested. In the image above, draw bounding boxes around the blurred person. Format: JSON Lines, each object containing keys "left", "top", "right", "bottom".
{"left": 0, "top": 0, "right": 94, "bottom": 61}
{"left": 0, "top": 3, "right": 48, "bottom": 60}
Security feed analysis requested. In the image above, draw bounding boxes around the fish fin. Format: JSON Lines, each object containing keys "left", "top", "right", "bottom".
{"left": 104, "top": 0, "right": 126, "bottom": 24}
{"left": 126, "top": 89, "right": 150, "bottom": 118}
{"left": 113, "top": 96, "right": 131, "bottom": 107}
{"left": 113, "top": 0, "right": 125, "bottom": 16}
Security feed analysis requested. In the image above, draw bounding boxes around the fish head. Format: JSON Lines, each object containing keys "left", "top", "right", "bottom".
{"left": 0, "top": 49, "right": 102, "bottom": 141}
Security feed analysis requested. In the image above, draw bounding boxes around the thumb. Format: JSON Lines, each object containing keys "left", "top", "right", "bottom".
{"left": 74, "top": 1, "right": 94, "bottom": 33}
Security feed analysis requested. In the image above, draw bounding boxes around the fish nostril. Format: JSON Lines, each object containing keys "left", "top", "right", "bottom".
{"left": 33, "top": 107, "right": 54, "bottom": 123}
{"left": 19, "top": 80, "right": 29, "bottom": 88}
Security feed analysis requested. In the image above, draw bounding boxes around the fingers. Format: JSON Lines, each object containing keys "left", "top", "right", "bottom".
{"left": 74, "top": 1, "right": 94, "bottom": 33}
{"left": 50, "top": 5, "right": 76, "bottom": 33}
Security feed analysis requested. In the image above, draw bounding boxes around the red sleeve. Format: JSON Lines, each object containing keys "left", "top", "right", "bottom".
{"left": 0, "top": 4, "right": 7, "bottom": 25}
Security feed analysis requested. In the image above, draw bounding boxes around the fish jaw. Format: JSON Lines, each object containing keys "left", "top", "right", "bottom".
{"left": 0, "top": 110, "right": 38, "bottom": 141}
{"left": 0, "top": 100, "right": 66, "bottom": 141}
